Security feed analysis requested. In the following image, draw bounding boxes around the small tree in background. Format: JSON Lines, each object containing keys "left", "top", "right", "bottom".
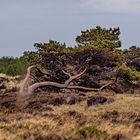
{"left": 0, "top": 55, "right": 29, "bottom": 76}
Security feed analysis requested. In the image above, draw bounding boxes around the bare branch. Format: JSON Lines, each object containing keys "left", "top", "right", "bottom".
{"left": 67, "top": 85, "right": 100, "bottom": 91}
{"left": 99, "top": 82, "right": 115, "bottom": 91}
{"left": 35, "top": 67, "right": 49, "bottom": 76}
{"left": 27, "top": 81, "right": 115, "bottom": 94}
{"left": 27, "top": 67, "right": 87, "bottom": 93}
{"left": 28, "top": 82, "right": 66, "bottom": 94}
{"left": 23, "top": 65, "right": 117, "bottom": 94}
{"left": 64, "top": 67, "right": 87, "bottom": 86}
{"left": 62, "top": 70, "right": 71, "bottom": 77}
{"left": 20, "top": 65, "right": 36, "bottom": 93}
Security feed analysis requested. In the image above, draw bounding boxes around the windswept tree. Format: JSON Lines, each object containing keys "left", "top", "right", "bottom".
{"left": 19, "top": 26, "right": 140, "bottom": 94}
{"left": 20, "top": 26, "right": 124, "bottom": 93}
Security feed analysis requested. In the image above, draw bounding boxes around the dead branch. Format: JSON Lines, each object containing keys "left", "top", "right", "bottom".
{"left": 67, "top": 85, "right": 100, "bottom": 91}
{"left": 62, "top": 70, "right": 71, "bottom": 77}
{"left": 34, "top": 67, "right": 50, "bottom": 76}
{"left": 27, "top": 67, "right": 87, "bottom": 94}
{"left": 28, "top": 80, "right": 116, "bottom": 94}
{"left": 67, "top": 80, "right": 116, "bottom": 91}
{"left": 21, "top": 65, "right": 117, "bottom": 94}
{"left": 98, "top": 81, "right": 116, "bottom": 91}
{"left": 20, "top": 65, "right": 36, "bottom": 93}
{"left": 63, "top": 67, "right": 87, "bottom": 86}
{"left": 28, "top": 81, "right": 66, "bottom": 94}
{"left": 28, "top": 82, "right": 98, "bottom": 94}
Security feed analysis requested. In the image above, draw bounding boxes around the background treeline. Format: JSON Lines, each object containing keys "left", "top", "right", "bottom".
{"left": 0, "top": 52, "right": 29, "bottom": 76}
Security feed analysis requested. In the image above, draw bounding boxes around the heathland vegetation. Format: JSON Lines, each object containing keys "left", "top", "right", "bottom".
{"left": 0, "top": 26, "right": 140, "bottom": 140}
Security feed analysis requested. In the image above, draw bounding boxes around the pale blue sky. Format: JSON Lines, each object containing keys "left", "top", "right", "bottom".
{"left": 0, "top": 0, "right": 140, "bottom": 56}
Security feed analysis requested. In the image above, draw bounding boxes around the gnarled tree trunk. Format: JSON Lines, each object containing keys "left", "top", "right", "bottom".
{"left": 21, "top": 65, "right": 117, "bottom": 94}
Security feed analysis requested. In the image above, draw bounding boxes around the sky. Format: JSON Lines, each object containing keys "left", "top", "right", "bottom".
{"left": 0, "top": 0, "right": 140, "bottom": 57}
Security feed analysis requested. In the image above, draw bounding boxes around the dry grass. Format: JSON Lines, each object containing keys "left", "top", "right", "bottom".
{"left": 0, "top": 92, "right": 139, "bottom": 140}
{"left": 52, "top": 94, "right": 140, "bottom": 139}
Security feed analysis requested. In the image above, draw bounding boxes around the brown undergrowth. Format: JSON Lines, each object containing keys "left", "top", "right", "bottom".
{"left": 0, "top": 91, "right": 139, "bottom": 140}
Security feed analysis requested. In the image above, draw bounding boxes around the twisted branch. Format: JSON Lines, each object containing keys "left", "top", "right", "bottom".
{"left": 27, "top": 67, "right": 87, "bottom": 94}
{"left": 21, "top": 65, "right": 117, "bottom": 94}
{"left": 63, "top": 67, "right": 87, "bottom": 86}
{"left": 20, "top": 65, "right": 36, "bottom": 93}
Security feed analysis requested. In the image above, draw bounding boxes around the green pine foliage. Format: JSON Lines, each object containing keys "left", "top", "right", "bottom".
{"left": 75, "top": 26, "right": 121, "bottom": 50}
{"left": 118, "top": 64, "right": 140, "bottom": 82}
{"left": 0, "top": 55, "right": 29, "bottom": 76}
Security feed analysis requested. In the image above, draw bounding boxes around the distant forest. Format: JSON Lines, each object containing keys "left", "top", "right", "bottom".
{"left": 0, "top": 52, "right": 29, "bottom": 76}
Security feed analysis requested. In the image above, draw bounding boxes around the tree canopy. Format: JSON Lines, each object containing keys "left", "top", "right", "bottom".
{"left": 23, "top": 26, "right": 139, "bottom": 93}
{"left": 0, "top": 26, "right": 140, "bottom": 93}
{"left": 75, "top": 26, "right": 121, "bottom": 50}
